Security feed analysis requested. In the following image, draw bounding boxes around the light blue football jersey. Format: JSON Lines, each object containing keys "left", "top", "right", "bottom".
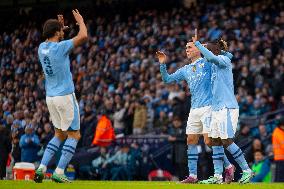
{"left": 195, "top": 41, "right": 239, "bottom": 111}
{"left": 38, "top": 39, "right": 74, "bottom": 97}
{"left": 160, "top": 58, "right": 212, "bottom": 109}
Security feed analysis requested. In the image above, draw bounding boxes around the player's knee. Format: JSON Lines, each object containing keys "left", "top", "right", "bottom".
{"left": 222, "top": 139, "right": 233, "bottom": 148}
{"left": 55, "top": 131, "right": 67, "bottom": 141}
{"left": 67, "top": 130, "right": 81, "bottom": 141}
{"left": 204, "top": 137, "right": 212, "bottom": 147}
{"left": 75, "top": 132, "right": 81, "bottom": 141}
{"left": 187, "top": 135, "right": 198, "bottom": 145}
{"left": 211, "top": 138, "right": 222, "bottom": 146}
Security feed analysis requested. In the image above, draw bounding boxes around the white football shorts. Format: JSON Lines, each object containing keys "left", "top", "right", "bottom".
{"left": 186, "top": 106, "right": 212, "bottom": 135}
{"left": 46, "top": 93, "right": 80, "bottom": 131}
{"left": 209, "top": 108, "right": 239, "bottom": 139}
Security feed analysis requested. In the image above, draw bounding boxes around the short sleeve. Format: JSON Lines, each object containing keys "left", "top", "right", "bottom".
{"left": 57, "top": 39, "right": 74, "bottom": 55}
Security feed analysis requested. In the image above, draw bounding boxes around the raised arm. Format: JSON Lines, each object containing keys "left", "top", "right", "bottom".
{"left": 156, "top": 51, "right": 184, "bottom": 84}
{"left": 71, "top": 9, "right": 88, "bottom": 47}
{"left": 191, "top": 29, "right": 230, "bottom": 67}
{"left": 194, "top": 41, "right": 229, "bottom": 67}
{"left": 160, "top": 64, "right": 184, "bottom": 83}
{"left": 221, "top": 50, "right": 233, "bottom": 60}
{"left": 57, "top": 14, "right": 69, "bottom": 31}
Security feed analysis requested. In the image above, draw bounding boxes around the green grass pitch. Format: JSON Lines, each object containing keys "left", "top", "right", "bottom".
{"left": 1, "top": 181, "right": 284, "bottom": 189}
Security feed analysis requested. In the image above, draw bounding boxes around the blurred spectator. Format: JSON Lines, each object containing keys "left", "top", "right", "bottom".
{"left": 11, "top": 136, "right": 21, "bottom": 164}
{"left": 171, "top": 93, "right": 190, "bottom": 122}
{"left": 92, "top": 112, "right": 115, "bottom": 147}
{"left": 251, "top": 150, "right": 271, "bottom": 183}
{"left": 239, "top": 96, "right": 254, "bottom": 117}
{"left": 4, "top": 114, "right": 13, "bottom": 130}
{"left": 11, "top": 123, "right": 24, "bottom": 163}
{"left": 37, "top": 122, "right": 54, "bottom": 157}
{"left": 246, "top": 138, "right": 264, "bottom": 165}
{"left": 103, "top": 144, "right": 136, "bottom": 180}
{"left": 168, "top": 116, "right": 187, "bottom": 180}
{"left": 40, "top": 123, "right": 53, "bottom": 148}
{"left": 154, "top": 111, "right": 169, "bottom": 130}
{"left": 272, "top": 118, "right": 284, "bottom": 182}
{"left": 19, "top": 125, "right": 40, "bottom": 163}
{"left": 143, "top": 96, "right": 155, "bottom": 131}
{"left": 113, "top": 102, "right": 127, "bottom": 134}
{"left": 123, "top": 102, "right": 135, "bottom": 135}
{"left": 91, "top": 147, "right": 110, "bottom": 180}
{"left": 133, "top": 100, "right": 147, "bottom": 134}
{"left": 81, "top": 104, "right": 96, "bottom": 140}
{"left": 258, "top": 124, "right": 272, "bottom": 153}
{"left": 235, "top": 124, "right": 253, "bottom": 149}
{"left": 129, "top": 142, "right": 142, "bottom": 179}
{"left": 0, "top": 124, "right": 11, "bottom": 179}
{"left": 79, "top": 147, "right": 110, "bottom": 180}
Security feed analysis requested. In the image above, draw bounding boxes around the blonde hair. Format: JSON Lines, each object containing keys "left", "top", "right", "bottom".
{"left": 219, "top": 39, "right": 228, "bottom": 51}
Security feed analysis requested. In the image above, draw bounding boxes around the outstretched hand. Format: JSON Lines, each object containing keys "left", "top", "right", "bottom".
{"left": 192, "top": 28, "right": 198, "bottom": 43}
{"left": 57, "top": 15, "right": 69, "bottom": 30}
{"left": 156, "top": 51, "right": 167, "bottom": 64}
{"left": 72, "top": 9, "right": 84, "bottom": 25}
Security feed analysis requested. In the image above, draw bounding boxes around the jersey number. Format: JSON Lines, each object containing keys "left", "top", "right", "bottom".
{"left": 43, "top": 56, "right": 53, "bottom": 76}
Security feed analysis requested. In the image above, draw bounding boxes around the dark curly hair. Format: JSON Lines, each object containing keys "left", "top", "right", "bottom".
{"left": 207, "top": 39, "right": 228, "bottom": 55}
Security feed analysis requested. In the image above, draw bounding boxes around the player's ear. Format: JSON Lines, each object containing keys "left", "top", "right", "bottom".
{"left": 55, "top": 31, "right": 60, "bottom": 37}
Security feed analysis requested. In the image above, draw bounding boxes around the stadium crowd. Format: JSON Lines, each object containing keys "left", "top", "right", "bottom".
{"left": 0, "top": 0, "right": 283, "bottom": 182}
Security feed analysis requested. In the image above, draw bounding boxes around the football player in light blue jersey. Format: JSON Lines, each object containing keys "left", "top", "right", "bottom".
{"left": 156, "top": 38, "right": 233, "bottom": 183}
{"left": 193, "top": 36, "right": 253, "bottom": 184}
{"left": 34, "top": 10, "right": 88, "bottom": 183}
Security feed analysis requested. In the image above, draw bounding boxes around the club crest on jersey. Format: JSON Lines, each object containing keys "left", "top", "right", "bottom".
{"left": 192, "top": 65, "right": 196, "bottom": 72}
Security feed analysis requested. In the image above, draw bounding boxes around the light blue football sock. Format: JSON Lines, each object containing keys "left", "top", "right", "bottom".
{"left": 187, "top": 144, "right": 198, "bottom": 176}
{"left": 227, "top": 143, "right": 250, "bottom": 171}
{"left": 57, "top": 138, "right": 78, "bottom": 171}
{"left": 40, "top": 136, "right": 62, "bottom": 167}
{"left": 212, "top": 146, "right": 224, "bottom": 175}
